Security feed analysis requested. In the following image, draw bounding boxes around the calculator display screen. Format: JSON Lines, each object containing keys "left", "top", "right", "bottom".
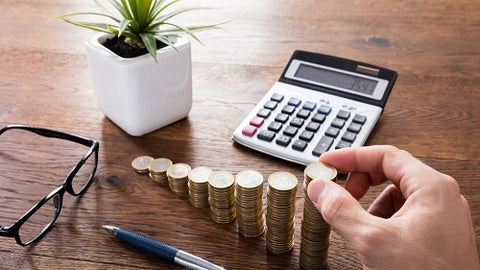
{"left": 294, "top": 63, "right": 378, "bottom": 96}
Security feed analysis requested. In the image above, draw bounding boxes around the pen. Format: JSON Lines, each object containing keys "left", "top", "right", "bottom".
{"left": 102, "top": 225, "right": 226, "bottom": 270}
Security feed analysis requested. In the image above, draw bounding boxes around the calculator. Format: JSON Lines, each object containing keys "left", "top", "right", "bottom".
{"left": 232, "top": 50, "right": 397, "bottom": 165}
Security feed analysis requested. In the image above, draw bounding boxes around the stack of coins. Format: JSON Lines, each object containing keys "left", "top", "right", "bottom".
{"left": 148, "top": 158, "right": 173, "bottom": 184}
{"left": 300, "top": 162, "right": 337, "bottom": 270}
{"left": 131, "top": 156, "right": 154, "bottom": 174}
{"left": 166, "top": 163, "right": 191, "bottom": 196}
{"left": 235, "top": 170, "right": 265, "bottom": 238}
{"left": 188, "top": 166, "right": 213, "bottom": 208}
{"left": 208, "top": 171, "right": 236, "bottom": 224}
{"left": 265, "top": 172, "right": 297, "bottom": 254}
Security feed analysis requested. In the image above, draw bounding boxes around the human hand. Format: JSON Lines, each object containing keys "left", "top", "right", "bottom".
{"left": 307, "top": 145, "right": 479, "bottom": 269}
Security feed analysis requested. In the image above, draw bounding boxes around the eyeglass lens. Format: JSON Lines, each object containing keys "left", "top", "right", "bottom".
{"left": 71, "top": 152, "right": 97, "bottom": 195}
{"left": 18, "top": 193, "right": 61, "bottom": 245}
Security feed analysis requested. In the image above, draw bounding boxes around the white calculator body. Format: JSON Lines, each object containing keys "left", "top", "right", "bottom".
{"left": 232, "top": 51, "right": 397, "bottom": 165}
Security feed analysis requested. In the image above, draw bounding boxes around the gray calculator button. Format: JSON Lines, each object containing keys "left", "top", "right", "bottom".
{"left": 336, "top": 140, "right": 352, "bottom": 149}
{"left": 306, "top": 122, "right": 320, "bottom": 132}
{"left": 296, "top": 109, "right": 311, "bottom": 119}
{"left": 276, "top": 135, "right": 292, "bottom": 147}
{"left": 299, "top": 131, "right": 314, "bottom": 142}
{"left": 264, "top": 101, "right": 278, "bottom": 110}
{"left": 347, "top": 122, "right": 362, "bottom": 133}
{"left": 281, "top": 105, "right": 296, "bottom": 115}
{"left": 275, "top": 113, "right": 289, "bottom": 124}
{"left": 337, "top": 110, "right": 351, "bottom": 120}
{"left": 257, "top": 130, "right": 275, "bottom": 142}
{"left": 312, "top": 113, "right": 326, "bottom": 123}
{"left": 292, "top": 140, "right": 308, "bottom": 152}
{"left": 352, "top": 114, "right": 367, "bottom": 124}
{"left": 342, "top": 131, "right": 357, "bottom": 143}
{"left": 290, "top": 117, "right": 304, "bottom": 128}
{"left": 268, "top": 122, "right": 283, "bottom": 132}
{"left": 271, "top": 93, "right": 284, "bottom": 102}
{"left": 331, "top": 118, "right": 346, "bottom": 128}
{"left": 257, "top": 109, "right": 271, "bottom": 118}
{"left": 312, "top": 136, "right": 334, "bottom": 156}
{"left": 283, "top": 126, "right": 298, "bottom": 137}
{"left": 325, "top": 127, "right": 340, "bottom": 138}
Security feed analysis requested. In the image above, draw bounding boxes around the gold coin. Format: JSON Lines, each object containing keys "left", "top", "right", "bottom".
{"left": 235, "top": 170, "right": 263, "bottom": 189}
{"left": 208, "top": 171, "right": 234, "bottom": 189}
{"left": 167, "top": 163, "right": 191, "bottom": 179}
{"left": 188, "top": 166, "right": 212, "bottom": 184}
{"left": 268, "top": 172, "right": 297, "bottom": 191}
{"left": 131, "top": 156, "right": 154, "bottom": 173}
{"left": 149, "top": 158, "right": 172, "bottom": 173}
{"left": 305, "top": 162, "right": 337, "bottom": 183}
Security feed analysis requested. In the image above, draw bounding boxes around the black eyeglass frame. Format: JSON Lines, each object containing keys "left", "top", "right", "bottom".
{"left": 0, "top": 124, "right": 99, "bottom": 246}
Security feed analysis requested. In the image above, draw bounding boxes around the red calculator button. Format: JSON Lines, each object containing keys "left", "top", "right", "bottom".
{"left": 249, "top": 116, "right": 265, "bottom": 127}
{"left": 242, "top": 125, "right": 257, "bottom": 137}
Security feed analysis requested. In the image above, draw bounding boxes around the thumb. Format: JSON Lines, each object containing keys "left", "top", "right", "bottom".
{"left": 307, "top": 179, "right": 374, "bottom": 241}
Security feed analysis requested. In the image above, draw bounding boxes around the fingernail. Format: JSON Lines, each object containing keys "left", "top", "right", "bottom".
{"left": 308, "top": 180, "right": 326, "bottom": 204}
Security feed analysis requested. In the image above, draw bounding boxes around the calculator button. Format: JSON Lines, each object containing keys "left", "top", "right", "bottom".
{"left": 336, "top": 140, "right": 352, "bottom": 149}
{"left": 275, "top": 113, "right": 289, "bottom": 123}
{"left": 312, "top": 136, "right": 334, "bottom": 156}
{"left": 331, "top": 118, "right": 346, "bottom": 128}
{"left": 257, "top": 109, "right": 271, "bottom": 118}
{"left": 305, "top": 122, "right": 320, "bottom": 132}
{"left": 299, "top": 131, "right": 314, "bottom": 142}
{"left": 312, "top": 113, "right": 326, "bottom": 123}
{"left": 249, "top": 116, "right": 265, "bottom": 127}
{"left": 337, "top": 110, "right": 351, "bottom": 120}
{"left": 276, "top": 135, "right": 292, "bottom": 147}
{"left": 290, "top": 117, "right": 304, "bottom": 128}
{"left": 242, "top": 125, "right": 257, "bottom": 137}
{"left": 292, "top": 140, "right": 308, "bottom": 152}
{"left": 257, "top": 130, "right": 276, "bottom": 142}
{"left": 352, "top": 114, "right": 367, "bottom": 124}
{"left": 268, "top": 122, "right": 283, "bottom": 132}
{"left": 341, "top": 131, "right": 357, "bottom": 143}
{"left": 271, "top": 93, "right": 284, "bottom": 102}
{"left": 347, "top": 122, "right": 362, "bottom": 133}
{"left": 302, "top": 101, "right": 317, "bottom": 111}
{"left": 287, "top": 97, "right": 302, "bottom": 107}
{"left": 296, "top": 109, "right": 311, "bottom": 119}
{"left": 283, "top": 126, "right": 298, "bottom": 137}
{"left": 264, "top": 101, "right": 278, "bottom": 110}
{"left": 281, "top": 105, "right": 296, "bottom": 115}
{"left": 325, "top": 127, "right": 340, "bottom": 138}
{"left": 317, "top": 105, "right": 332, "bottom": 115}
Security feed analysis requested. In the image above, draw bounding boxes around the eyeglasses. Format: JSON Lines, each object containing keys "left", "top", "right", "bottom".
{"left": 0, "top": 125, "right": 99, "bottom": 246}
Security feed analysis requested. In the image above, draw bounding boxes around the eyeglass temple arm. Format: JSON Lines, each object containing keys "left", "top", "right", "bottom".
{"left": 0, "top": 125, "right": 96, "bottom": 147}
{"left": 0, "top": 225, "right": 8, "bottom": 235}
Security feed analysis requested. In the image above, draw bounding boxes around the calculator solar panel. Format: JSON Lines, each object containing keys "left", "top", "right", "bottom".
{"left": 232, "top": 51, "right": 397, "bottom": 165}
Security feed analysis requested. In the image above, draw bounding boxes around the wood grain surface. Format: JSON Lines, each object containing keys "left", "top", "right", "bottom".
{"left": 1, "top": 0, "right": 479, "bottom": 269}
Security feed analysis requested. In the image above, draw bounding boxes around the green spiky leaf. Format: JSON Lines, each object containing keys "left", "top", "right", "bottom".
{"left": 139, "top": 32, "right": 158, "bottom": 59}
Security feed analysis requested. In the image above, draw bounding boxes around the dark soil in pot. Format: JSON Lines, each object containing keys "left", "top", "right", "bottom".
{"left": 102, "top": 36, "right": 168, "bottom": 58}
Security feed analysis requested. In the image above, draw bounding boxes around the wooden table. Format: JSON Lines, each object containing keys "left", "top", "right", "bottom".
{"left": 1, "top": 0, "right": 479, "bottom": 269}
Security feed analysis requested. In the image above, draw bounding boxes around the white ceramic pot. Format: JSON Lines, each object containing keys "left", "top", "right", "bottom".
{"left": 85, "top": 33, "right": 192, "bottom": 136}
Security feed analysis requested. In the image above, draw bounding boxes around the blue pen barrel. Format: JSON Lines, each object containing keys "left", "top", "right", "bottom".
{"left": 116, "top": 228, "right": 178, "bottom": 262}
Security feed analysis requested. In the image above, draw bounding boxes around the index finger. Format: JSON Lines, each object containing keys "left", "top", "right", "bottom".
{"left": 319, "top": 145, "right": 439, "bottom": 198}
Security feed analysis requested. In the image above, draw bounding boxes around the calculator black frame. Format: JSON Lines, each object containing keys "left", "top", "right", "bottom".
{"left": 278, "top": 50, "right": 398, "bottom": 108}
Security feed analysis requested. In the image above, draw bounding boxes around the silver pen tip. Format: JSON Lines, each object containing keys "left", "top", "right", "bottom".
{"left": 102, "top": 225, "right": 118, "bottom": 236}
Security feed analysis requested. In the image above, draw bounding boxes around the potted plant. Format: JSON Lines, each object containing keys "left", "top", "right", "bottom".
{"left": 56, "top": 0, "right": 224, "bottom": 136}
